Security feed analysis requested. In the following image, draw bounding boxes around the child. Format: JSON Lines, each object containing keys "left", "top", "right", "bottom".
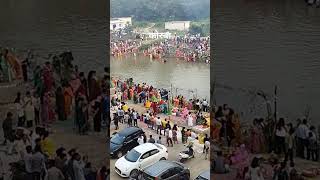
{"left": 273, "top": 161, "right": 288, "bottom": 180}
{"left": 307, "top": 132, "right": 318, "bottom": 161}
{"left": 288, "top": 162, "right": 300, "bottom": 180}
{"left": 248, "top": 157, "right": 264, "bottom": 180}
{"left": 213, "top": 151, "right": 229, "bottom": 174}
{"left": 285, "top": 128, "right": 295, "bottom": 162}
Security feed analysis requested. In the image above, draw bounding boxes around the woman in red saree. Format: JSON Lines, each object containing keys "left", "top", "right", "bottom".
{"left": 88, "top": 71, "right": 101, "bottom": 101}
{"left": 152, "top": 102, "right": 158, "bottom": 115}
{"left": 129, "top": 88, "right": 134, "bottom": 100}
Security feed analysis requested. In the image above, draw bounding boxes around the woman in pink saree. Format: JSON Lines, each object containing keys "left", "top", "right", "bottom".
{"left": 231, "top": 144, "right": 249, "bottom": 165}
{"left": 42, "top": 62, "right": 54, "bottom": 92}
{"left": 42, "top": 92, "right": 55, "bottom": 126}
{"left": 122, "top": 91, "right": 128, "bottom": 101}
{"left": 69, "top": 75, "right": 81, "bottom": 94}
{"left": 181, "top": 107, "right": 189, "bottom": 119}
{"left": 250, "top": 119, "right": 262, "bottom": 153}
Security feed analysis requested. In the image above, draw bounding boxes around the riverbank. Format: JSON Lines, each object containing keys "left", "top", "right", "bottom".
{"left": 110, "top": 85, "right": 209, "bottom": 131}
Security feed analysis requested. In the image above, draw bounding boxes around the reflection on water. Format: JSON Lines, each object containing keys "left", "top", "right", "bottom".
{"left": 111, "top": 56, "right": 210, "bottom": 100}
{"left": 213, "top": 0, "right": 320, "bottom": 124}
{"left": 0, "top": 0, "right": 107, "bottom": 72}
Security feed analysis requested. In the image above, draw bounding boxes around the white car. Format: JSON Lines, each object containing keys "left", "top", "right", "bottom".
{"left": 114, "top": 143, "right": 168, "bottom": 178}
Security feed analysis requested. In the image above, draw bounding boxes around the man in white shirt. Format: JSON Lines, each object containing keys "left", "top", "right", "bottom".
{"left": 132, "top": 110, "right": 138, "bottom": 126}
{"left": 296, "top": 119, "right": 309, "bottom": 158}
{"left": 156, "top": 117, "right": 162, "bottom": 135}
{"left": 32, "top": 146, "right": 46, "bottom": 180}
{"left": 202, "top": 99, "right": 208, "bottom": 112}
{"left": 31, "top": 127, "right": 41, "bottom": 150}
{"left": 137, "top": 135, "right": 144, "bottom": 145}
{"left": 46, "top": 159, "right": 65, "bottom": 180}
{"left": 187, "top": 113, "right": 193, "bottom": 127}
{"left": 167, "top": 128, "right": 173, "bottom": 147}
{"left": 73, "top": 153, "right": 85, "bottom": 180}
{"left": 117, "top": 108, "right": 124, "bottom": 123}
{"left": 24, "top": 146, "right": 33, "bottom": 180}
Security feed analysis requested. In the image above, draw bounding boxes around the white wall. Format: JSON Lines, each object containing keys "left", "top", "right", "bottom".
{"left": 165, "top": 21, "right": 190, "bottom": 31}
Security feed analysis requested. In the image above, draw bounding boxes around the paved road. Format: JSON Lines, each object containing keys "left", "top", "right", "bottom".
{"left": 109, "top": 121, "right": 210, "bottom": 180}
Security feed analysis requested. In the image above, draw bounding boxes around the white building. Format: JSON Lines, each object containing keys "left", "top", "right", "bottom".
{"left": 165, "top": 21, "right": 191, "bottom": 31}
{"left": 110, "top": 17, "right": 132, "bottom": 31}
{"left": 142, "top": 32, "right": 171, "bottom": 39}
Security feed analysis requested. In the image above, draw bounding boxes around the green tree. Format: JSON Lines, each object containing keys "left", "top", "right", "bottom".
{"left": 189, "top": 24, "right": 203, "bottom": 35}
{"left": 111, "top": 0, "right": 209, "bottom": 21}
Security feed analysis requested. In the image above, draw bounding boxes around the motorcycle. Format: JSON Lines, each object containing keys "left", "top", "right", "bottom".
{"left": 8, "top": 161, "right": 28, "bottom": 180}
{"left": 177, "top": 147, "right": 195, "bottom": 163}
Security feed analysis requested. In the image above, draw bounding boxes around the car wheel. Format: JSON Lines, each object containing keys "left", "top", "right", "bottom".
{"left": 130, "top": 169, "right": 139, "bottom": 179}
{"left": 160, "top": 157, "right": 166, "bottom": 161}
{"left": 117, "top": 151, "right": 123, "bottom": 158}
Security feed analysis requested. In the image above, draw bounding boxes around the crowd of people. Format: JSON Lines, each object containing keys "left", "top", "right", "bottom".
{"left": 211, "top": 103, "right": 320, "bottom": 179}
{"left": 6, "top": 51, "right": 111, "bottom": 134}
{"left": 110, "top": 32, "right": 210, "bottom": 63}
{"left": 142, "top": 34, "right": 210, "bottom": 63}
{"left": 110, "top": 40, "right": 140, "bottom": 57}
{"left": 1, "top": 121, "right": 109, "bottom": 180}
{"left": 1, "top": 50, "right": 110, "bottom": 180}
{"left": 110, "top": 76, "right": 212, "bottom": 164}
{"left": 111, "top": 77, "right": 210, "bottom": 128}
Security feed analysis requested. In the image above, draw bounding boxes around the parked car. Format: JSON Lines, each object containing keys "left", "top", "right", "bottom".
{"left": 110, "top": 127, "right": 144, "bottom": 158}
{"left": 140, "top": 160, "right": 190, "bottom": 180}
{"left": 115, "top": 143, "right": 168, "bottom": 178}
{"left": 194, "top": 169, "right": 210, "bottom": 180}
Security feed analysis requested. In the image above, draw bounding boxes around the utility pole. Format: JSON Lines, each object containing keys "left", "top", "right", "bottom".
{"left": 274, "top": 85, "right": 278, "bottom": 123}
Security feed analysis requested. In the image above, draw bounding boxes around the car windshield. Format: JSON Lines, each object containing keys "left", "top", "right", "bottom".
{"left": 125, "top": 149, "right": 141, "bottom": 162}
{"left": 154, "top": 143, "right": 163, "bottom": 150}
{"left": 111, "top": 134, "right": 125, "bottom": 145}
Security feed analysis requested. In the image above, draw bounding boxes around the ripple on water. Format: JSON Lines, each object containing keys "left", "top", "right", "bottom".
{"left": 214, "top": 0, "right": 320, "bottom": 124}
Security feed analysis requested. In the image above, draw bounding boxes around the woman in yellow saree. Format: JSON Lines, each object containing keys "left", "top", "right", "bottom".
{"left": 63, "top": 83, "right": 74, "bottom": 119}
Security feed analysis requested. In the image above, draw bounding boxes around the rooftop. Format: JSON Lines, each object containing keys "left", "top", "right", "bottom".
{"left": 143, "top": 160, "right": 182, "bottom": 176}
{"left": 134, "top": 143, "right": 159, "bottom": 153}
{"left": 165, "top": 21, "right": 190, "bottom": 23}
{"left": 118, "top": 127, "right": 142, "bottom": 136}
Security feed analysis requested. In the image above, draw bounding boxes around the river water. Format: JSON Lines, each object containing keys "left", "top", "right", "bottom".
{"left": 213, "top": 0, "right": 320, "bottom": 124}
{"left": 111, "top": 56, "right": 210, "bottom": 100}
{"left": 0, "top": 0, "right": 107, "bottom": 72}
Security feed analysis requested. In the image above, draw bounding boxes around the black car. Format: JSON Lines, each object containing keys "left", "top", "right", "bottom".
{"left": 110, "top": 127, "right": 144, "bottom": 158}
{"left": 194, "top": 169, "right": 210, "bottom": 180}
{"left": 140, "top": 160, "right": 190, "bottom": 180}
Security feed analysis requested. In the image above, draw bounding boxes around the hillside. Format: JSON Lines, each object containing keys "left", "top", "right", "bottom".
{"left": 111, "top": 0, "right": 210, "bottom": 21}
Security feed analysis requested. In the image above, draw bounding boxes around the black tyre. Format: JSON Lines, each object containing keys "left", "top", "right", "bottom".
{"left": 130, "top": 169, "right": 139, "bottom": 179}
